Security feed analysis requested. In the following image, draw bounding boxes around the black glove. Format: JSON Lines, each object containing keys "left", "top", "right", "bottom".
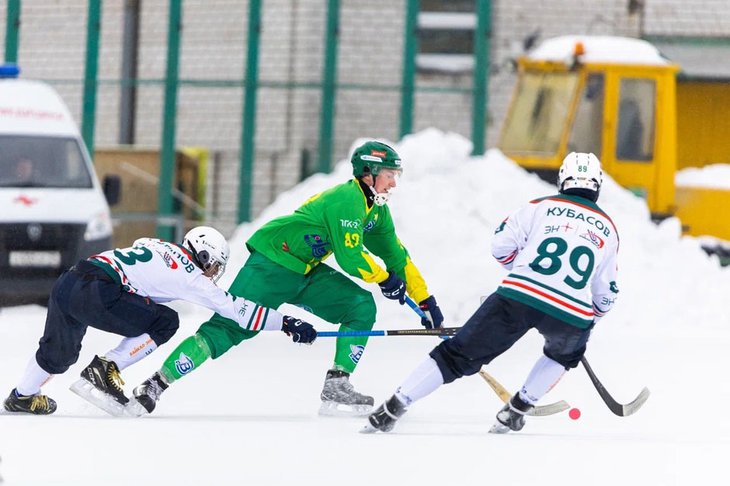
{"left": 419, "top": 295, "right": 444, "bottom": 329}
{"left": 282, "top": 315, "right": 317, "bottom": 344}
{"left": 378, "top": 272, "right": 406, "bottom": 304}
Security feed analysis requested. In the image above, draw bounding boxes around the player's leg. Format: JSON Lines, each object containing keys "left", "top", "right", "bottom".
{"left": 493, "top": 308, "right": 591, "bottom": 433}
{"left": 132, "top": 251, "right": 302, "bottom": 414}
{"left": 367, "top": 293, "right": 531, "bottom": 432}
{"left": 3, "top": 273, "right": 81, "bottom": 415}
{"left": 293, "top": 264, "right": 376, "bottom": 415}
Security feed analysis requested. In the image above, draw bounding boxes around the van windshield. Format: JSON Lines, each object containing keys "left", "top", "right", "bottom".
{"left": 0, "top": 135, "right": 93, "bottom": 188}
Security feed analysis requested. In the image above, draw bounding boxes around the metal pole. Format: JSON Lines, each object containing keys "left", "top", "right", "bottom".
{"left": 471, "top": 0, "right": 491, "bottom": 156}
{"left": 317, "top": 0, "right": 340, "bottom": 174}
{"left": 400, "top": 0, "right": 419, "bottom": 138}
{"left": 238, "top": 0, "right": 262, "bottom": 223}
{"left": 157, "top": 0, "right": 182, "bottom": 240}
{"left": 4, "top": 0, "right": 20, "bottom": 63}
{"left": 119, "top": 0, "right": 140, "bottom": 144}
{"left": 82, "top": 0, "right": 102, "bottom": 158}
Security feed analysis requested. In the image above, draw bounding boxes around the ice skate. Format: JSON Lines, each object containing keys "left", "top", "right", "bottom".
{"left": 319, "top": 369, "right": 374, "bottom": 416}
{"left": 69, "top": 355, "right": 128, "bottom": 417}
{"left": 489, "top": 393, "right": 534, "bottom": 434}
{"left": 3, "top": 388, "right": 57, "bottom": 415}
{"left": 361, "top": 395, "right": 407, "bottom": 433}
{"left": 127, "top": 372, "right": 169, "bottom": 417}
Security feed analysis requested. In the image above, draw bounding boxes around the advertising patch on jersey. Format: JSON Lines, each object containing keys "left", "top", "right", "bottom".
{"left": 174, "top": 352, "right": 195, "bottom": 376}
{"left": 363, "top": 214, "right": 378, "bottom": 233}
{"left": 579, "top": 229, "right": 605, "bottom": 248}
{"left": 162, "top": 252, "right": 179, "bottom": 269}
{"left": 349, "top": 344, "right": 365, "bottom": 364}
{"left": 340, "top": 219, "right": 361, "bottom": 229}
{"left": 304, "top": 234, "right": 330, "bottom": 258}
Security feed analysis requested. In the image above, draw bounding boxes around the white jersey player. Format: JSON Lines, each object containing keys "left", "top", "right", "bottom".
{"left": 365, "top": 152, "right": 620, "bottom": 434}
{"left": 4, "top": 226, "right": 317, "bottom": 416}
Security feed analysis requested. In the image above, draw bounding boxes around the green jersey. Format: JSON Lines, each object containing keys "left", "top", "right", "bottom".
{"left": 247, "top": 179, "right": 429, "bottom": 302}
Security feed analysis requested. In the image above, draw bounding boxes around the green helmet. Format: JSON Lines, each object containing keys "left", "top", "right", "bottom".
{"left": 351, "top": 141, "right": 402, "bottom": 178}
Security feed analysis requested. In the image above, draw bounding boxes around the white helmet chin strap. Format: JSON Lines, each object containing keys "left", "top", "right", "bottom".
{"left": 369, "top": 185, "right": 391, "bottom": 206}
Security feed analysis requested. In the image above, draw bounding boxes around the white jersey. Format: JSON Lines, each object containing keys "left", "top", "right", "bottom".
{"left": 491, "top": 194, "right": 619, "bottom": 328}
{"left": 88, "top": 238, "right": 283, "bottom": 332}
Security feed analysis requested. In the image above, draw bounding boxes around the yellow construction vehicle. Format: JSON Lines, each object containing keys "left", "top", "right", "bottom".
{"left": 497, "top": 35, "right": 730, "bottom": 243}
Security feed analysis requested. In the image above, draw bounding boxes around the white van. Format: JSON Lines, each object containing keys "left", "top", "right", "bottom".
{"left": 0, "top": 64, "right": 119, "bottom": 306}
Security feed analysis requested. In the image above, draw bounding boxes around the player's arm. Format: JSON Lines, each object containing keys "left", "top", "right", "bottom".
{"left": 591, "top": 241, "right": 619, "bottom": 322}
{"left": 364, "top": 209, "right": 442, "bottom": 327}
{"left": 179, "top": 274, "right": 317, "bottom": 343}
{"left": 363, "top": 212, "right": 429, "bottom": 303}
{"left": 324, "top": 202, "right": 389, "bottom": 284}
{"left": 491, "top": 205, "right": 532, "bottom": 270}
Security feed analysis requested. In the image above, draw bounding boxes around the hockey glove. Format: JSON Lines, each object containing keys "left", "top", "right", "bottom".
{"left": 282, "top": 315, "right": 317, "bottom": 344}
{"left": 378, "top": 272, "right": 406, "bottom": 305}
{"left": 418, "top": 295, "right": 444, "bottom": 329}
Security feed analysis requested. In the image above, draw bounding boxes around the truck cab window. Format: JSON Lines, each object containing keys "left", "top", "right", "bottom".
{"left": 500, "top": 71, "right": 579, "bottom": 155}
{"left": 616, "top": 78, "right": 656, "bottom": 161}
{"left": 568, "top": 73, "right": 604, "bottom": 155}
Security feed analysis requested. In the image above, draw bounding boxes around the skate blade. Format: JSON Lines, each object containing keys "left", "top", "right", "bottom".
{"left": 359, "top": 423, "right": 379, "bottom": 434}
{"left": 488, "top": 421, "right": 511, "bottom": 434}
{"left": 318, "top": 401, "right": 373, "bottom": 417}
{"left": 69, "top": 379, "right": 127, "bottom": 417}
{"left": 124, "top": 399, "right": 150, "bottom": 418}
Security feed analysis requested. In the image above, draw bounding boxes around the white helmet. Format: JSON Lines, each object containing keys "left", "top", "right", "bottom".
{"left": 558, "top": 152, "right": 603, "bottom": 201}
{"left": 182, "top": 226, "right": 229, "bottom": 283}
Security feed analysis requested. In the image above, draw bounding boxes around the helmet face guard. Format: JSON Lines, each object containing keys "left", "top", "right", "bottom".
{"left": 182, "top": 226, "right": 230, "bottom": 283}
{"left": 194, "top": 249, "right": 226, "bottom": 282}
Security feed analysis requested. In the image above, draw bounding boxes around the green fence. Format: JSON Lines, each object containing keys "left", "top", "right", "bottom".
{"left": 1, "top": 0, "right": 491, "bottom": 239}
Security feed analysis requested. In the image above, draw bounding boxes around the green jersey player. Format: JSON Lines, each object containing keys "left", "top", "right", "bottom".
{"left": 131, "top": 140, "right": 444, "bottom": 416}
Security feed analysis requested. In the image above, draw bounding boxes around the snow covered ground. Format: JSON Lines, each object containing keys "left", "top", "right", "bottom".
{"left": 1, "top": 129, "right": 729, "bottom": 485}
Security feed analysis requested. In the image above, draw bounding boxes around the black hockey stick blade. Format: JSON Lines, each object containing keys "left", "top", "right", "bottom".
{"left": 388, "top": 326, "right": 460, "bottom": 337}
{"left": 580, "top": 356, "right": 650, "bottom": 417}
{"left": 317, "top": 327, "right": 460, "bottom": 338}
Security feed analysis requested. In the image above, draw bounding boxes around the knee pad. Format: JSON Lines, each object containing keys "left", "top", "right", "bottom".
{"left": 429, "top": 340, "right": 481, "bottom": 384}
{"left": 147, "top": 305, "right": 180, "bottom": 346}
{"left": 545, "top": 346, "right": 584, "bottom": 369}
{"left": 35, "top": 347, "right": 75, "bottom": 375}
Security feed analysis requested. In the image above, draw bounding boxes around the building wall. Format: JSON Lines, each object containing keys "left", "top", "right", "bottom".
{"left": 1, "top": 0, "right": 729, "bottom": 236}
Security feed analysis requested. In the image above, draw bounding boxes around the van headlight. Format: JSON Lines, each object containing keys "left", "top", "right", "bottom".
{"left": 84, "top": 211, "right": 113, "bottom": 241}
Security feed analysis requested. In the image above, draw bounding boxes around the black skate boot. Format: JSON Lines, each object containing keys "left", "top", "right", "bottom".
{"left": 362, "top": 394, "right": 407, "bottom": 433}
{"left": 130, "top": 372, "right": 169, "bottom": 416}
{"left": 489, "top": 393, "right": 534, "bottom": 434}
{"left": 319, "top": 369, "right": 374, "bottom": 416}
{"left": 3, "top": 388, "right": 57, "bottom": 415}
{"left": 78, "top": 355, "right": 129, "bottom": 405}
{"left": 69, "top": 355, "right": 130, "bottom": 416}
